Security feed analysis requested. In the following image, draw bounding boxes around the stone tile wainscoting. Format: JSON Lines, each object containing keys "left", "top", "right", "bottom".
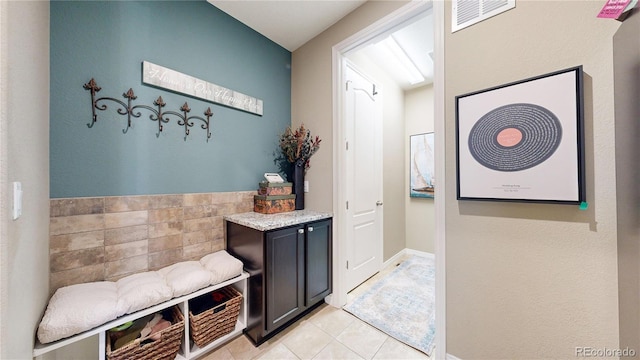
{"left": 49, "top": 191, "right": 255, "bottom": 294}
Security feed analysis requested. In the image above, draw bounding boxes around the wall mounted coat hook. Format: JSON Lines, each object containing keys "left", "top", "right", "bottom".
{"left": 84, "top": 78, "right": 213, "bottom": 141}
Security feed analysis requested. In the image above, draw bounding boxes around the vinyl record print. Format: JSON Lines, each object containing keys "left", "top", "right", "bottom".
{"left": 467, "top": 103, "right": 562, "bottom": 172}
{"left": 455, "top": 65, "right": 585, "bottom": 204}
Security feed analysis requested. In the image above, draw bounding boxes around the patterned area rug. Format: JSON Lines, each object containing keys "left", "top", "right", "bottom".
{"left": 343, "top": 255, "right": 435, "bottom": 355}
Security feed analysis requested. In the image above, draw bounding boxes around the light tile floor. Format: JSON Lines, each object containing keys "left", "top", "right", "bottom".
{"left": 200, "top": 256, "right": 433, "bottom": 360}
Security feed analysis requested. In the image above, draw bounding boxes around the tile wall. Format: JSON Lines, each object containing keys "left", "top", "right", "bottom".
{"left": 49, "top": 191, "right": 255, "bottom": 294}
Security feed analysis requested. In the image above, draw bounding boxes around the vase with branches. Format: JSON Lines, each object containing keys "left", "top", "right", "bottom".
{"left": 278, "top": 124, "right": 321, "bottom": 209}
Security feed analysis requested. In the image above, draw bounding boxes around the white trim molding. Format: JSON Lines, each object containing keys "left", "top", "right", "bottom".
{"left": 434, "top": 0, "right": 447, "bottom": 358}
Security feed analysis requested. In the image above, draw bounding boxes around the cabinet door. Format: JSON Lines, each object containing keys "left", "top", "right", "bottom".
{"left": 265, "top": 226, "right": 305, "bottom": 332}
{"left": 305, "top": 219, "right": 332, "bottom": 305}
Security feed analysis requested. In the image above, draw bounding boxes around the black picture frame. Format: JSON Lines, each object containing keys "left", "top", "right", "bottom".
{"left": 455, "top": 66, "right": 585, "bottom": 204}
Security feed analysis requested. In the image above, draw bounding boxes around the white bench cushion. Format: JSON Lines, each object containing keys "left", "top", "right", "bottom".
{"left": 37, "top": 282, "right": 118, "bottom": 344}
{"left": 158, "top": 261, "right": 213, "bottom": 298}
{"left": 200, "top": 250, "right": 244, "bottom": 284}
{"left": 116, "top": 271, "right": 172, "bottom": 315}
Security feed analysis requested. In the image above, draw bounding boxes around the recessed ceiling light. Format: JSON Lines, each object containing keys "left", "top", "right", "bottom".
{"left": 377, "top": 36, "right": 425, "bottom": 85}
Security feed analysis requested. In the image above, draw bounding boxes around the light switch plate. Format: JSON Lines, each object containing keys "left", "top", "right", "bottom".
{"left": 12, "top": 182, "right": 22, "bottom": 220}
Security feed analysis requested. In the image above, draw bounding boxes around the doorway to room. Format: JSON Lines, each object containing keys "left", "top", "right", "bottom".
{"left": 333, "top": 1, "right": 434, "bottom": 301}
{"left": 331, "top": 0, "right": 446, "bottom": 356}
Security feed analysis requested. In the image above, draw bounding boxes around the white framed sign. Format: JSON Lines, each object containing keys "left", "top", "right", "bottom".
{"left": 142, "top": 61, "right": 263, "bottom": 116}
{"left": 455, "top": 66, "right": 585, "bottom": 204}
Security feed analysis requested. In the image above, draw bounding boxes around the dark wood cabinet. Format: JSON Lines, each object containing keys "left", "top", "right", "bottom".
{"left": 304, "top": 220, "right": 332, "bottom": 305}
{"left": 265, "top": 225, "right": 304, "bottom": 332}
{"left": 226, "top": 217, "right": 332, "bottom": 345}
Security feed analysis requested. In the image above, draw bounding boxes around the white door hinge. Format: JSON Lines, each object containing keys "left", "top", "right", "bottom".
{"left": 346, "top": 261, "right": 349, "bottom": 269}
{"left": 346, "top": 201, "right": 349, "bottom": 210}
{"left": 346, "top": 141, "right": 349, "bottom": 150}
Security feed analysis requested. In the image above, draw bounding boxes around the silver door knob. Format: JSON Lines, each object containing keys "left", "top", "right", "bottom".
{"left": 376, "top": 201, "right": 383, "bottom": 206}
{"left": 298, "top": 229, "right": 305, "bottom": 234}
{"left": 308, "top": 226, "right": 314, "bottom": 232}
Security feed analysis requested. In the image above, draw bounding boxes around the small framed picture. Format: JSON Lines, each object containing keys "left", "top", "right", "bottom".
{"left": 455, "top": 66, "right": 585, "bottom": 204}
{"left": 410, "top": 132, "right": 435, "bottom": 198}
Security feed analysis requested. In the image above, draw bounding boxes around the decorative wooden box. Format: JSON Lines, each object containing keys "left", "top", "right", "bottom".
{"left": 258, "top": 181, "right": 293, "bottom": 196}
{"left": 254, "top": 194, "right": 295, "bottom": 214}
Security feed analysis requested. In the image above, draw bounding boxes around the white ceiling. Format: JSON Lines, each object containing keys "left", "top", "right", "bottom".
{"left": 208, "top": 0, "right": 367, "bottom": 52}
{"left": 207, "top": 0, "right": 433, "bottom": 89}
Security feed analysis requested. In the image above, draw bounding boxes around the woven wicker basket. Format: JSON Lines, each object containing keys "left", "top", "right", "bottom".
{"left": 106, "top": 306, "right": 184, "bottom": 360}
{"left": 189, "top": 286, "right": 242, "bottom": 348}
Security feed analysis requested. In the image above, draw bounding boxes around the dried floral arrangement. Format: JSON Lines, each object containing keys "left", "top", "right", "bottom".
{"left": 279, "top": 124, "right": 321, "bottom": 171}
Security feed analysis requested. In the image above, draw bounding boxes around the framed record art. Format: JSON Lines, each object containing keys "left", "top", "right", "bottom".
{"left": 455, "top": 66, "right": 585, "bottom": 204}
{"left": 410, "top": 132, "right": 435, "bottom": 198}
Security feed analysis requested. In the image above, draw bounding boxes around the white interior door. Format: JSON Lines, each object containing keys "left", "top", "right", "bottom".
{"left": 344, "top": 61, "right": 383, "bottom": 292}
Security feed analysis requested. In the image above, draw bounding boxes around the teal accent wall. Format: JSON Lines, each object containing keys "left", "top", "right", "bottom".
{"left": 50, "top": 0, "right": 291, "bottom": 198}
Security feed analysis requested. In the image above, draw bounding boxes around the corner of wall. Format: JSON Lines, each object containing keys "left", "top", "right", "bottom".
{"left": 0, "top": 2, "right": 8, "bottom": 357}
{"left": 1, "top": 1, "right": 50, "bottom": 358}
{"left": 614, "top": 9, "right": 640, "bottom": 358}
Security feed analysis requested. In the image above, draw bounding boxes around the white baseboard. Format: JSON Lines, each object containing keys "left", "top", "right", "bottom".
{"left": 382, "top": 249, "right": 407, "bottom": 268}
{"left": 383, "top": 248, "right": 435, "bottom": 270}
{"left": 406, "top": 248, "right": 435, "bottom": 259}
{"left": 446, "top": 354, "right": 462, "bottom": 360}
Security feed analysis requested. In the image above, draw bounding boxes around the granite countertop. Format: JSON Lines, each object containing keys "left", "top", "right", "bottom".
{"left": 224, "top": 210, "right": 333, "bottom": 231}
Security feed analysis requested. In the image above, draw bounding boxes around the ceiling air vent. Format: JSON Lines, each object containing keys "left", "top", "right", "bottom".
{"left": 452, "top": 0, "right": 515, "bottom": 33}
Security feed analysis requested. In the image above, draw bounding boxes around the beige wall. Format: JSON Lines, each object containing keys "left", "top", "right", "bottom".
{"left": 405, "top": 85, "right": 435, "bottom": 254}
{"left": 0, "top": 1, "right": 51, "bottom": 359}
{"left": 445, "top": 1, "right": 621, "bottom": 358}
{"left": 345, "top": 52, "right": 407, "bottom": 260}
{"left": 613, "top": 10, "right": 640, "bottom": 359}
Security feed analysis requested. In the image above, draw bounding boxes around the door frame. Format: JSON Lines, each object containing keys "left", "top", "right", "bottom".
{"left": 330, "top": 1, "right": 446, "bottom": 358}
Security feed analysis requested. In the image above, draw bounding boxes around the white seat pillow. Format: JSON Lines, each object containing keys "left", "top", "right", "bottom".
{"left": 37, "top": 282, "right": 118, "bottom": 344}
{"left": 116, "top": 271, "right": 173, "bottom": 315}
{"left": 158, "top": 261, "right": 212, "bottom": 298}
{"left": 200, "top": 250, "right": 244, "bottom": 285}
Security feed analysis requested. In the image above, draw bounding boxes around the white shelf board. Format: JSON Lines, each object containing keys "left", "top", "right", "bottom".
{"left": 185, "top": 320, "right": 245, "bottom": 359}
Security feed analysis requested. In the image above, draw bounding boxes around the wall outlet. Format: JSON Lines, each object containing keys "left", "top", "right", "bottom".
{"left": 304, "top": 181, "right": 309, "bottom": 193}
